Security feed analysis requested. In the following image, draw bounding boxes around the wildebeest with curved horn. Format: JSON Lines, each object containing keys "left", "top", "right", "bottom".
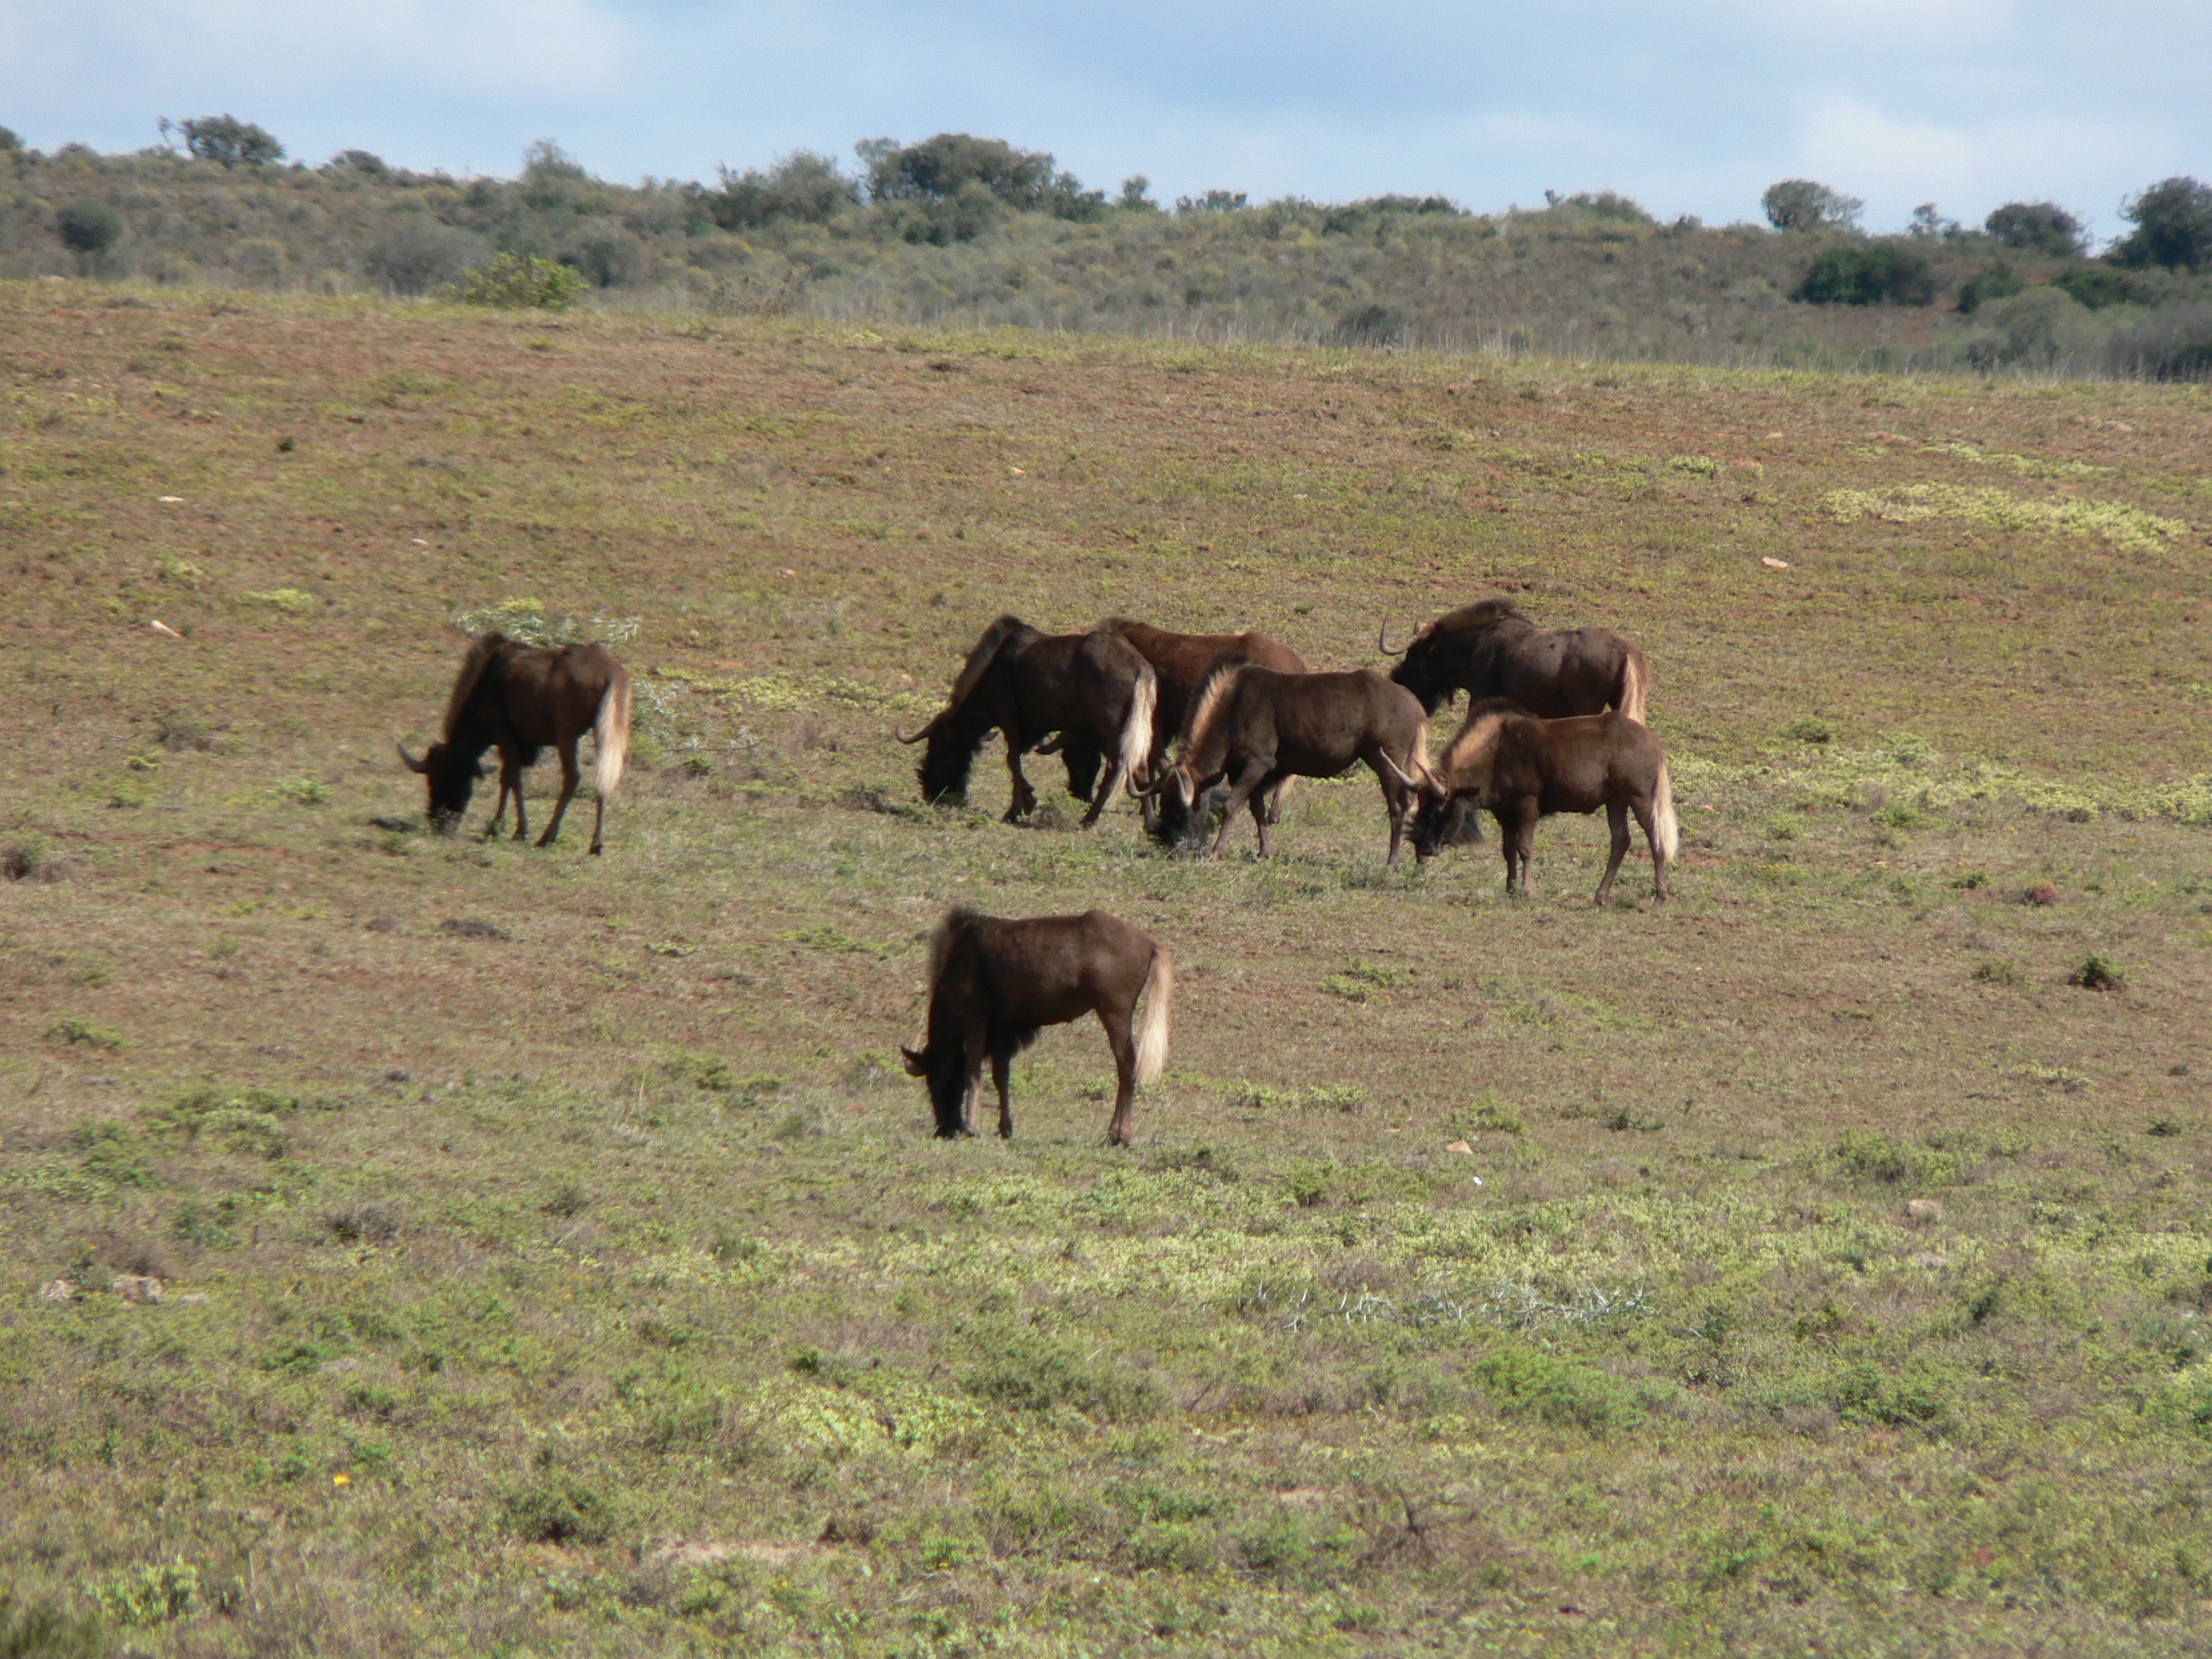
{"left": 397, "top": 632, "right": 632, "bottom": 854}
{"left": 1381, "top": 598, "right": 1649, "bottom": 722}
{"left": 897, "top": 616, "right": 1156, "bottom": 826}
{"left": 902, "top": 906, "right": 1172, "bottom": 1147}
{"left": 1138, "top": 666, "right": 1434, "bottom": 864}
{"left": 1092, "top": 619, "right": 1310, "bottom": 839}
{"left": 1383, "top": 700, "right": 1678, "bottom": 903}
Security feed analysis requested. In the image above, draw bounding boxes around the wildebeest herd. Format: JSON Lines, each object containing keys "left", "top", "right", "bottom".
{"left": 405, "top": 598, "right": 1668, "bottom": 1146}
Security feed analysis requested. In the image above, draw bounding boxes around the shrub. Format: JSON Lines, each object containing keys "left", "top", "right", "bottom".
{"left": 89, "top": 1557, "right": 199, "bottom": 1625}
{"left": 328, "top": 149, "right": 387, "bottom": 177}
{"left": 1176, "top": 189, "right": 1248, "bottom": 214}
{"left": 2111, "top": 176, "right": 2212, "bottom": 271}
{"left": 504, "top": 1475, "right": 616, "bottom": 1545}
{"left": 711, "top": 151, "right": 857, "bottom": 230}
{"left": 1984, "top": 201, "right": 2088, "bottom": 257}
{"left": 2102, "top": 304, "right": 2212, "bottom": 382}
{"left": 54, "top": 199, "right": 121, "bottom": 255}
{"left": 1961, "top": 287, "right": 2098, "bottom": 370}
{"left": 1956, "top": 264, "right": 2024, "bottom": 315}
{"left": 1763, "top": 179, "right": 1863, "bottom": 232}
{"left": 2069, "top": 954, "right": 2125, "bottom": 991}
{"left": 968, "top": 1335, "right": 1160, "bottom": 1421}
{"left": 0, "top": 127, "right": 20, "bottom": 154}
{"left": 1784, "top": 716, "right": 1834, "bottom": 744}
{"left": 0, "top": 1592, "right": 103, "bottom": 1656}
{"left": 1336, "top": 304, "right": 1408, "bottom": 346}
{"left": 460, "top": 252, "right": 585, "bottom": 311}
{"left": 1473, "top": 1344, "right": 1640, "bottom": 1431}
{"left": 365, "top": 218, "right": 490, "bottom": 296}
{"left": 864, "top": 132, "right": 1102, "bottom": 219}
{"left": 181, "top": 114, "right": 283, "bottom": 168}
{"left": 557, "top": 220, "right": 645, "bottom": 288}
{"left": 1117, "top": 175, "right": 1156, "bottom": 212}
{"left": 1795, "top": 242, "right": 1935, "bottom": 306}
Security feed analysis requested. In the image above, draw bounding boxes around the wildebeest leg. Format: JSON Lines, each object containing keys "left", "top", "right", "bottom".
{"left": 537, "top": 741, "right": 582, "bottom": 848}
{"left": 990, "top": 1049, "right": 1015, "bottom": 1139}
{"left": 1212, "top": 762, "right": 1270, "bottom": 857}
{"left": 1003, "top": 740, "right": 1038, "bottom": 823}
{"left": 1080, "top": 750, "right": 1126, "bottom": 829}
{"left": 1598, "top": 800, "right": 1631, "bottom": 906}
{"left": 504, "top": 747, "right": 530, "bottom": 842}
{"left": 960, "top": 1030, "right": 987, "bottom": 1137}
{"left": 1249, "top": 774, "right": 1280, "bottom": 858}
{"left": 1098, "top": 1003, "right": 1138, "bottom": 1147}
{"left": 1632, "top": 796, "right": 1670, "bottom": 900}
{"left": 484, "top": 772, "right": 511, "bottom": 840}
{"left": 1375, "top": 754, "right": 1411, "bottom": 867}
{"left": 1515, "top": 804, "right": 1541, "bottom": 896}
{"left": 1497, "top": 808, "right": 1523, "bottom": 894}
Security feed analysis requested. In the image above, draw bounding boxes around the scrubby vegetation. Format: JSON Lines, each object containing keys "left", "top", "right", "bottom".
{"left": 1, "top": 283, "right": 2209, "bottom": 1651}
{"left": 2, "top": 126, "right": 2208, "bottom": 377}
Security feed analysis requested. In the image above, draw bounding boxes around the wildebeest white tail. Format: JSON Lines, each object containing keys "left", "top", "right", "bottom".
{"left": 593, "top": 668, "right": 632, "bottom": 798}
{"left": 1653, "top": 760, "right": 1680, "bottom": 861}
{"left": 1618, "top": 649, "right": 1649, "bottom": 725}
{"left": 1121, "top": 665, "right": 1158, "bottom": 792}
{"left": 1134, "top": 948, "right": 1173, "bottom": 1088}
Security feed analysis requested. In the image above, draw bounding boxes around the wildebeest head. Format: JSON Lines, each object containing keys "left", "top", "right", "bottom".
{"left": 899, "top": 616, "right": 1036, "bottom": 804}
{"left": 1382, "top": 601, "right": 1522, "bottom": 715}
{"left": 899, "top": 1039, "right": 969, "bottom": 1137}
{"left": 1407, "top": 792, "right": 1485, "bottom": 861}
{"left": 397, "top": 740, "right": 485, "bottom": 832}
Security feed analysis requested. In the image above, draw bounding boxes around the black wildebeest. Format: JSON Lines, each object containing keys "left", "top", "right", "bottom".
{"left": 897, "top": 617, "right": 1156, "bottom": 826}
{"left": 1091, "top": 619, "right": 1311, "bottom": 839}
{"left": 398, "top": 632, "right": 632, "bottom": 854}
{"left": 1382, "top": 598, "right": 1649, "bottom": 721}
{"left": 1139, "top": 666, "right": 1434, "bottom": 864}
{"left": 1385, "top": 700, "right": 1679, "bottom": 903}
{"left": 902, "top": 907, "right": 1173, "bottom": 1147}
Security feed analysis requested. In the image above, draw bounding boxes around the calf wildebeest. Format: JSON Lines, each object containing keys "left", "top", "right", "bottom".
{"left": 897, "top": 616, "right": 1156, "bottom": 826}
{"left": 397, "top": 632, "right": 632, "bottom": 854}
{"left": 1382, "top": 598, "right": 1649, "bottom": 722}
{"left": 1087, "top": 619, "right": 1311, "bottom": 840}
{"left": 1139, "top": 666, "right": 1434, "bottom": 864}
{"left": 1385, "top": 700, "right": 1678, "bottom": 903}
{"left": 902, "top": 907, "right": 1173, "bottom": 1147}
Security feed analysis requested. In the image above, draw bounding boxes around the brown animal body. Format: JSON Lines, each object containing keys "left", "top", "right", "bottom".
{"left": 899, "top": 616, "right": 1155, "bottom": 825}
{"left": 1384, "top": 599, "right": 1649, "bottom": 721}
{"left": 1142, "top": 666, "right": 1433, "bottom": 865}
{"left": 398, "top": 632, "right": 631, "bottom": 854}
{"left": 1394, "top": 701, "right": 1678, "bottom": 903}
{"left": 901, "top": 907, "right": 1172, "bottom": 1147}
{"left": 1090, "top": 620, "right": 1311, "bottom": 839}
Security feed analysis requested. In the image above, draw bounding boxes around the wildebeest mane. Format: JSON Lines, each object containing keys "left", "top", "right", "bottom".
{"left": 442, "top": 632, "right": 505, "bottom": 742}
{"left": 944, "top": 615, "right": 1029, "bottom": 711}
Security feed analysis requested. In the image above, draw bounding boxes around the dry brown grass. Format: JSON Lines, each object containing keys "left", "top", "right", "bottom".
{"left": 3, "top": 281, "right": 2212, "bottom": 1654}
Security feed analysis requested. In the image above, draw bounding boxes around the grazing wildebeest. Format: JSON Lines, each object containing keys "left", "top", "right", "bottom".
{"left": 1381, "top": 599, "right": 1649, "bottom": 721}
{"left": 1385, "top": 700, "right": 1678, "bottom": 903}
{"left": 1089, "top": 619, "right": 1311, "bottom": 840}
{"left": 897, "top": 617, "right": 1156, "bottom": 826}
{"left": 1139, "top": 666, "right": 1434, "bottom": 864}
{"left": 397, "top": 632, "right": 632, "bottom": 855}
{"left": 902, "top": 907, "right": 1173, "bottom": 1147}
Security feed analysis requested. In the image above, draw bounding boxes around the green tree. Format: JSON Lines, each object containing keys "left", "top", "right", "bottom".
{"left": 0, "top": 126, "right": 21, "bottom": 154}
{"left": 711, "top": 151, "right": 856, "bottom": 230}
{"left": 1763, "top": 178, "right": 1862, "bottom": 232}
{"left": 863, "top": 132, "right": 1103, "bottom": 219}
{"left": 1794, "top": 241, "right": 1934, "bottom": 305}
{"left": 2110, "top": 175, "right": 2212, "bottom": 270}
{"left": 54, "top": 198, "right": 121, "bottom": 255}
{"left": 181, "top": 114, "right": 283, "bottom": 167}
{"left": 1118, "top": 175, "right": 1156, "bottom": 211}
{"left": 1984, "top": 200, "right": 2086, "bottom": 257}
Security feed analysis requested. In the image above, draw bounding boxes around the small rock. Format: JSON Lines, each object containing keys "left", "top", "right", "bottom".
{"left": 1905, "top": 1198, "right": 1944, "bottom": 1224}
{"left": 365, "top": 914, "right": 398, "bottom": 933}
{"left": 383, "top": 1068, "right": 411, "bottom": 1084}
{"left": 1470, "top": 1176, "right": 1484, "bottom": 1188}
{"left": 1910, "top": 1252, "right": 1948, "bottom": 1270}
{"left": 1444, "top": 1139, "right": 1474, "bottom": 1154}
{"left": 175, "top": 1293, "right": 210, "bottom": 1306}
{"left": 1761, "top": 556, "right": 1790, "bottom": 569}
{"left": 39, "top": 1280, "right": 75, "bottom": 1302}
{"left": 111, "top": 1274, "right": 163, "bottom": 1304}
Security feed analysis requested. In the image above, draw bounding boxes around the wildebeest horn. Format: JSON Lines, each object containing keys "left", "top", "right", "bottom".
{"left": 1034, "top": 734, "right": 1065, "bottom": 756}
{"left": 1376, "top": 751, "right": 1433, "bottom": 791}
{"left": 893, "top": 715, "right": 938, "bottom": 745}
{"left": 396, "top": 739, "right": 430, "bottom": 774}
{"left": 1378, "top": 621, "right": 1413, "bottom": 657}
{"left": 1130, "top": 768, "right": 1170, "bottom": 798}
{"left": 899, "top": 1045, "right": 927, "bottom": 1076}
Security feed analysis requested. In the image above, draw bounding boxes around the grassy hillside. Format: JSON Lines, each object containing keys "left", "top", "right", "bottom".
{"left": 8, "top": 142, "right": 2209, "bottom": 377}
{"left": 3, "top": 281, "right": 2212, "bottom": 1655}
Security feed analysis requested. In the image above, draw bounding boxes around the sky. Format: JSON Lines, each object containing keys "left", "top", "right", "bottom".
{"left": 4, "top": 0, "right": 2207, "bottom": 240}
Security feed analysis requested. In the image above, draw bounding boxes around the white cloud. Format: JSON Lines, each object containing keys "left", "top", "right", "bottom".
{"left": 1796, "top": 95, "right": 2158, "bottom": 234}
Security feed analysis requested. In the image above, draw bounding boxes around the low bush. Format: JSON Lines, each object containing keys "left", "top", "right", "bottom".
{"left": 460, "top": 251, "right": 585, "bottom": 311}
{"left": 365, "top": 218, "right": 489, "bottom": 296}
{"left": 504, "top": 1474, "right": 617, "bottom": 1545}
{"left": 1796, "top": 242, "right": 1935, "bottom": 307}
{"left": 1472, "top": 1344, "right": 1641, "bottom": 1431}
